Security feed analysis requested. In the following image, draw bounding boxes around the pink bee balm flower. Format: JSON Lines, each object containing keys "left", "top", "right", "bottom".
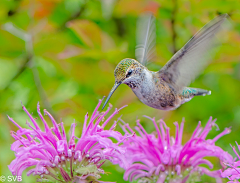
{"left": 8, "top": 100, "right": 127, "bottom": 183}
{"left": 120, "top": 116, "right": 233, "bottom": 183}
{"left": 221, "top": 142, "right": 240, "bottom": 182}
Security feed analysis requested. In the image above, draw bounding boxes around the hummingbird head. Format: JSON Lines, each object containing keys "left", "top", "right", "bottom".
{"left": 114, "top": 58, "right": 142, "bottom": 83}
{"left": 102, "top": 58, "right": 143, "bottom": 110}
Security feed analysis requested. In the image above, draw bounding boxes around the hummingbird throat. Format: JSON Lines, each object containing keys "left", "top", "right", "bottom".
{"left": 126, "top": 81, "right": 138, "bottom": 89}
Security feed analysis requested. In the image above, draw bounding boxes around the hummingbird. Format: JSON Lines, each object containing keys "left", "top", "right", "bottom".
{"left": 102, "top": 13, "right": 228, "bottom": 110}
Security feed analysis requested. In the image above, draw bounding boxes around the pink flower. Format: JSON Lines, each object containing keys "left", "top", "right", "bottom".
{"left": 8, "top": 100, "right": 127, "bottom": 183}
{"left": 221, "top": 142, "right": 240, "bottom": 182}
{"left": 120, "top": 116, "right": 233, "bottom": 183}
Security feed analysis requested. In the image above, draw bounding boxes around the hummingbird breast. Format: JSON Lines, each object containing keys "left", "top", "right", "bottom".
{"left": 129, "top": 71, "right": 181, "bottom": 110}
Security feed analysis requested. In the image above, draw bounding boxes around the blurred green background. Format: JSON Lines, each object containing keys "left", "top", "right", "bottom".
{"left": 0, "top": 0, "right": 240, "bottom": 182}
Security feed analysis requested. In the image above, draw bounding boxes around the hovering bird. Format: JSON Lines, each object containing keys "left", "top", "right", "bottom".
{"left": 102, "top": 13, "right": 228, "bottom": 110}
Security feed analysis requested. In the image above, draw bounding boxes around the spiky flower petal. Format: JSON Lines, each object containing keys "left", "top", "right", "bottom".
{"left": 221, "top": 142, "right": 240, "bottom": 182}
{"left": 8, "top": 100, "right": 127, "bottom": 183}
{"left": 119, "top": 116, "right": 233, "bottom": 183}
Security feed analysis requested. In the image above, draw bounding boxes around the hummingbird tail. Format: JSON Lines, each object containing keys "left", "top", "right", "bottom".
{"left": 181, "top": 87, "right": 211, "bottom": 98}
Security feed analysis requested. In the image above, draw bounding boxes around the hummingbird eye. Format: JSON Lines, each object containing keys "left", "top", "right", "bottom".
{"left": 126, "top": 69, "right": 133, "bottom": 78}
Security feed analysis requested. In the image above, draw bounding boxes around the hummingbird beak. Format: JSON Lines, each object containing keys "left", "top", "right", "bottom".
{"left": 102, "top": 82, "right": 121, "bottom": 110}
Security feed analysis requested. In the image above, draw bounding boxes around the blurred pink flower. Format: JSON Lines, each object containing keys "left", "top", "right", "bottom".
{"left": 8, "top": 100, "right": 127, "bottom": 183}
{"left": 221, "top": 142, "right": 240, "bottom": 182}
{"left": 120, "top": 116, "right": 233, "bottom": 183}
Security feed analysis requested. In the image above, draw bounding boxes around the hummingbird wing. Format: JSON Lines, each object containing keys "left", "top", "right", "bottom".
{"left": 158, "top": 14, "right": 228, "bottom": 92}
{"left": 135, "top": 13, "right": 156, "bottom": 66}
